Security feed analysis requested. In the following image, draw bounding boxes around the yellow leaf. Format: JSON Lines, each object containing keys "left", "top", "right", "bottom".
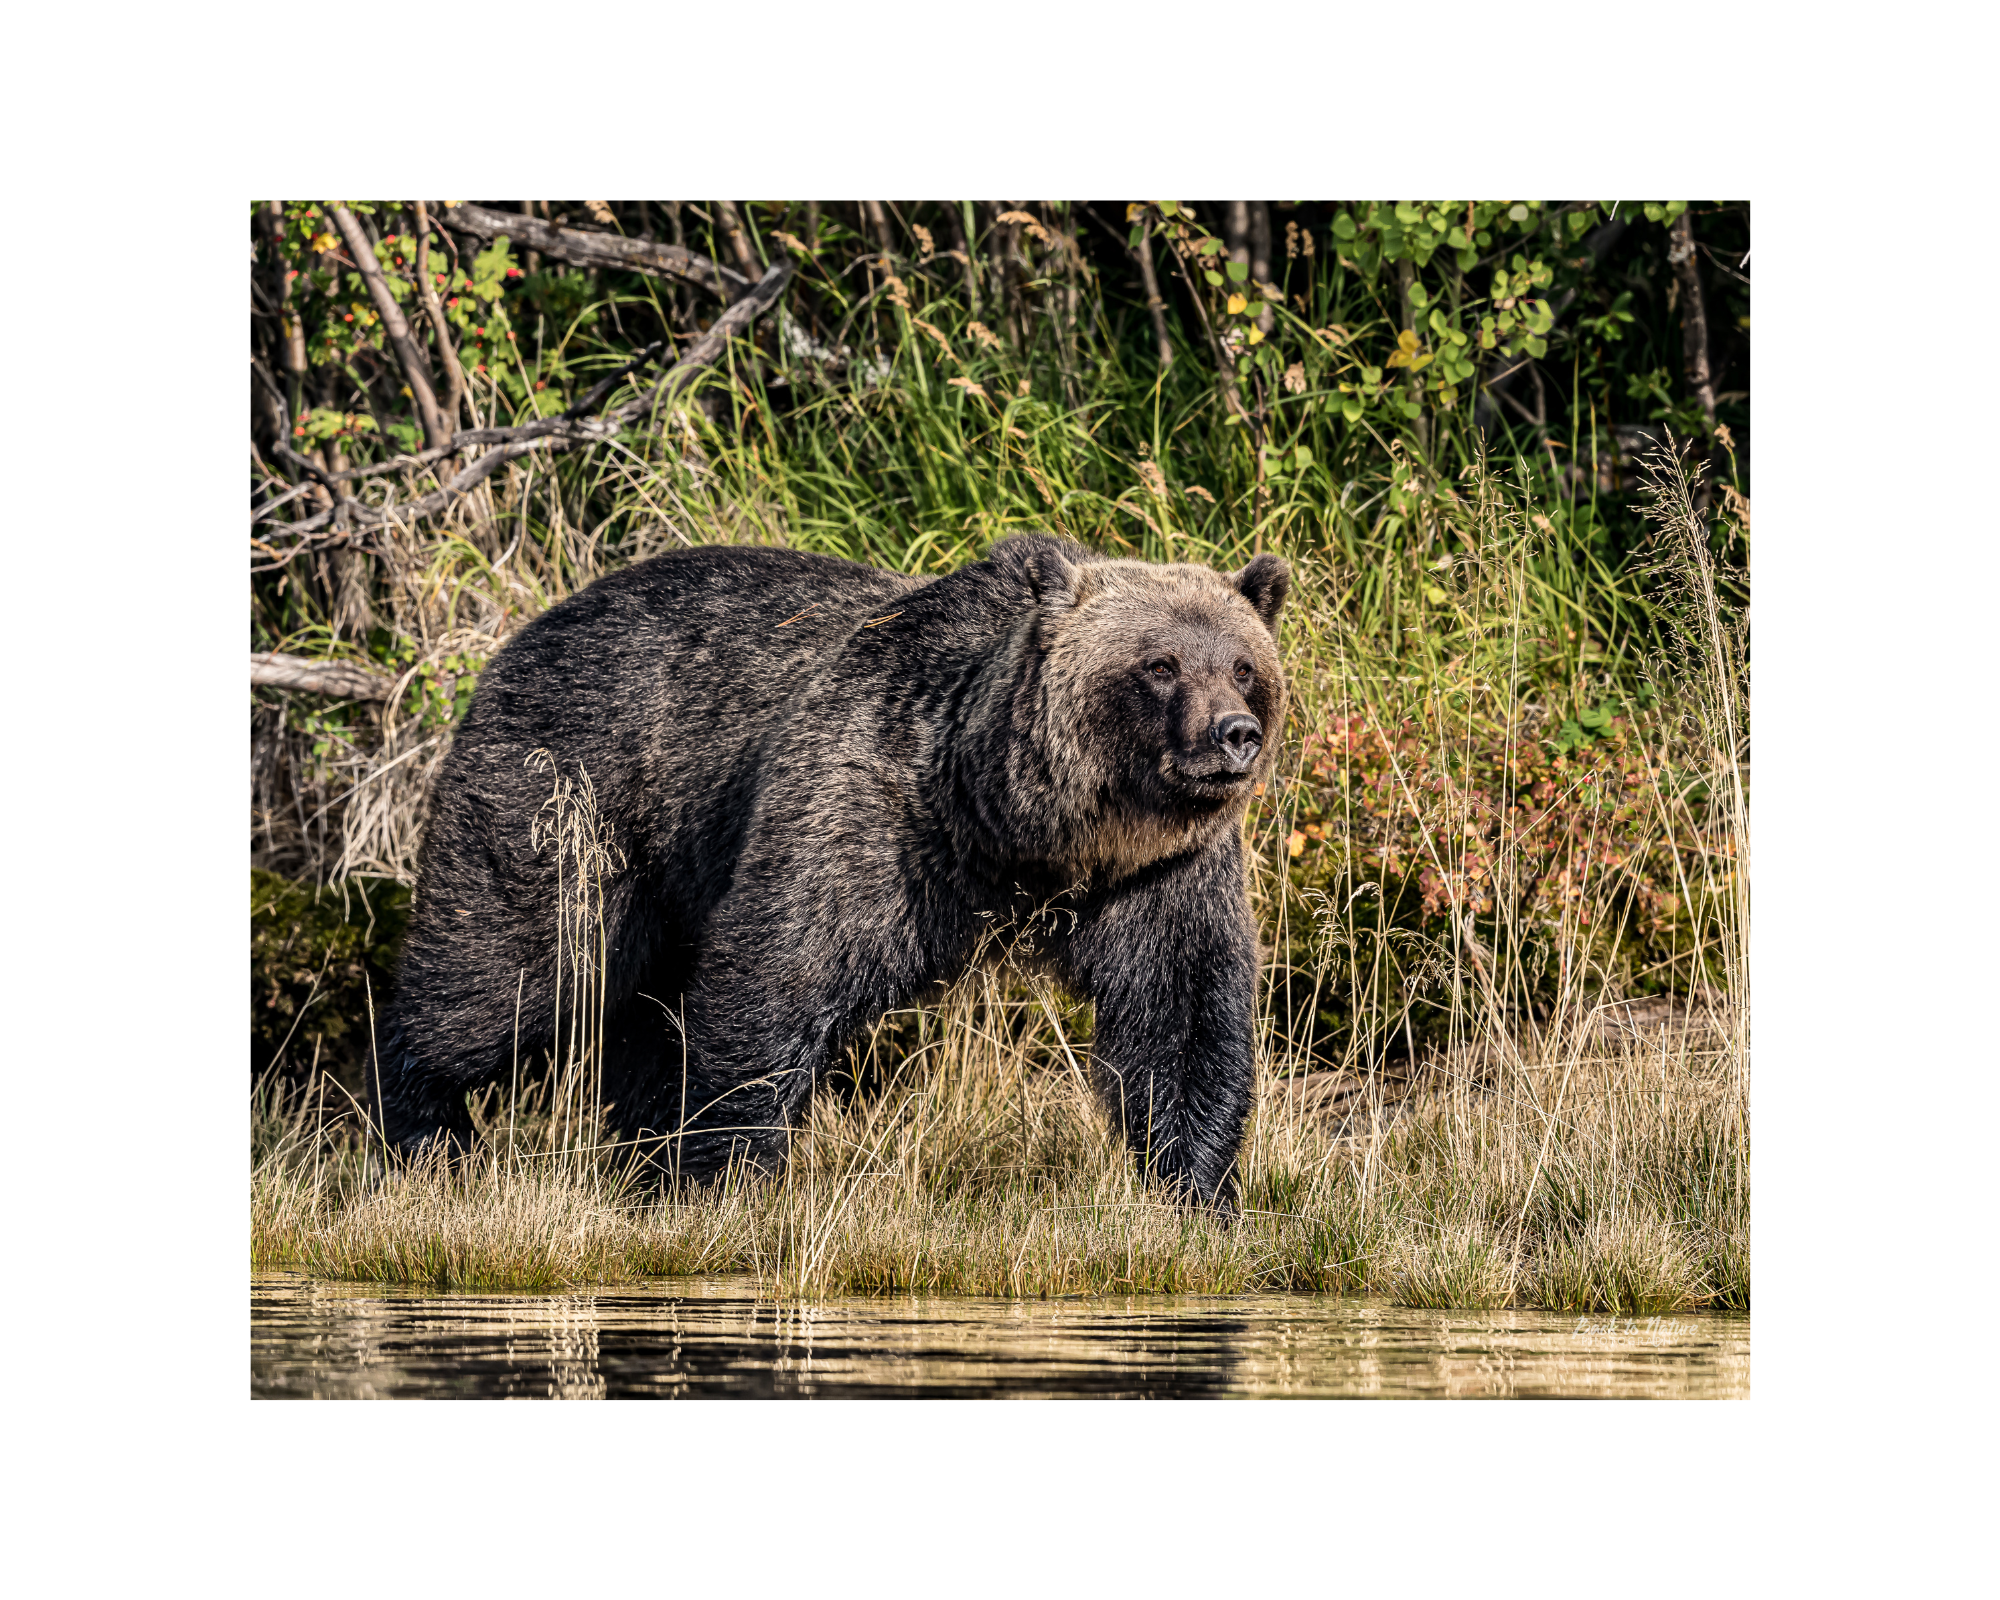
{"left": 1288, "top": 831, "right": 1306, "bottom": 858}
{"left": 1227, "top": 293, "right": 1248, "bottom": 316}
{"left": 1247, "top": 327, "right": 1265, "bottom": 346}
{"left": 1397, "top": 329, "right": 1420, "bottom": 353}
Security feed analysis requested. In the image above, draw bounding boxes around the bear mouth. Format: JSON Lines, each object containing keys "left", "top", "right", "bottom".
{"left": 1167, "top": 760, "right": 1255, "bottom": 796}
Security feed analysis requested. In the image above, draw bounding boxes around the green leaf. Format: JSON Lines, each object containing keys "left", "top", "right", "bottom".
{"left": 1159, "top": 200, "right": 1179, "bottom": 217}
{"left": 1204, "top": 269, "right": 1224, "bottom": 287}
{"left": 1408, "top": 282, "right": 1429, "bottom": 308}
{"left": 1332, "top": 213, "right": 1357, "bottom": 241}
{"left": 1197, "top": 237, "right": 1223, "bottom": 256}
{"left": 1226, "top": 259, "right": 1249, "bottom": 282}
{"left": 1341, "top": 397, "right": 1364, "bottom": 423}
{"left": 1429, "top": 308, "right": 1449, "bottom": 335}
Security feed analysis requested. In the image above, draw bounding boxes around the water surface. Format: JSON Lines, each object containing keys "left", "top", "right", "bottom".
{"left": 252, "top": 1272, "right": 1747, "bottom": 1399}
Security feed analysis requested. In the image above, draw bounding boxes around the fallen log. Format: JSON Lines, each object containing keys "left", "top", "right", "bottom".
{"left": 251, "top": 652, "right": 394, "bottom": 700}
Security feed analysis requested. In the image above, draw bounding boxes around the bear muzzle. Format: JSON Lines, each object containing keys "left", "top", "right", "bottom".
{"left": 1164, "top": 712, "right": 1264, "bottom": 796}
{"left": 1212, "top": 712, "right": 1263, "bottom": 772}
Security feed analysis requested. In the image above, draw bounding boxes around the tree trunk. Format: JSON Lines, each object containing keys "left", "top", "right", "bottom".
{"left": 1134, "top": 218, "right": 1174, "bottom": 370}
{"left": 861, "top": 199, "right": 895, "bottom": 259}
{"left": 943, "top": 201, "right": 978, "bottom": 314}
{"left": 1225, "top": 201, "right": 1249, "bottom": 276}
{"left": 1667, "top": 208, "right": 1718, "bottom": 511}
{"left": 1249, "top": 201, "right": 1275, "bottom": 334}
{"left": 266, "top": 202, "right": 309, "bottom": 414}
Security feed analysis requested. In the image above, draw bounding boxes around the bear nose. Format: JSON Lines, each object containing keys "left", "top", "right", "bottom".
{"left": 1213, "top": 713, "right": 1263, "bottom": 771}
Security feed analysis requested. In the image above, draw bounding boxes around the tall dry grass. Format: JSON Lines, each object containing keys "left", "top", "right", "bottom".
{"left": 253, "top": 444, "right": 1746, "bottom": 1311}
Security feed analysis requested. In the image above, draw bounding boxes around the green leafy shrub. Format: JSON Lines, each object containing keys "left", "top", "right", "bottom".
{"left": 250, "top": 869, "right": 411, "bottom": 1097}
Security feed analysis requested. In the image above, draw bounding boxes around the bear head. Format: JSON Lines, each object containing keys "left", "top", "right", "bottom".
{"left": 1011, "top": 537, "right": 1290, "bottom": 877}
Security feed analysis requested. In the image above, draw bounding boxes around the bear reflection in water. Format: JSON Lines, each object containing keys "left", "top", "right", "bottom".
{"left": 380, "top": 535, "right": 1289, "bottom": 1209}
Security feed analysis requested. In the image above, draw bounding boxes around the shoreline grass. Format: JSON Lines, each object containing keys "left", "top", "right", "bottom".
{"left": 253, "top": 994, "right": 1746, "bottom": 1312}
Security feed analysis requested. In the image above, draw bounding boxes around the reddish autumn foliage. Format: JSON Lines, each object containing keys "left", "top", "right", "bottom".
{"left": 1261, "top": 703, "right": 1729, "bottom": 1007}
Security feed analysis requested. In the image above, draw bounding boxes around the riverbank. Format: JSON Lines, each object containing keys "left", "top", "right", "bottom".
{"left": 253, "top": 997, "right": 1746, "bottom": 1312}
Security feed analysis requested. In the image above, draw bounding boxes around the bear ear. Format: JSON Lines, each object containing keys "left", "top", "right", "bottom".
{"left": 1019, "top": 540, "right": 1084, "bottom": 614}
{"left": 1230, "top": 553, "right": 1290, "bottom": 634}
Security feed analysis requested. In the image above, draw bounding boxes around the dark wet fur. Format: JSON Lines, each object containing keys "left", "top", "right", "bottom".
{"left": 381, "top": 534, "right": 1289, "bottom": 1208}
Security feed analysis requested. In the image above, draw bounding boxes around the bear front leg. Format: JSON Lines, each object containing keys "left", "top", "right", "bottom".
{"left": 1062, "top": 836, "right": 1260, "bottom": 1210}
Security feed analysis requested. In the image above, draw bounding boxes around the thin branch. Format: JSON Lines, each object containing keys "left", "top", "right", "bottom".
{"left": 441, "top": 202, "right": 752, "bottom": 301}
{"left": 328, "top": 205, "right": 450, "bottom": 451}
{"left": 412, "top": 201, "right": 469, "bottom": 432}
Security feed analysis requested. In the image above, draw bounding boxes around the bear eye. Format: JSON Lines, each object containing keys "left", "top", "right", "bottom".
{"left": 1233, "top": 660, "right": 1254, "bottom": 686}
{"left": 1146, "top": 658, "right": 1177, "bottom": 682}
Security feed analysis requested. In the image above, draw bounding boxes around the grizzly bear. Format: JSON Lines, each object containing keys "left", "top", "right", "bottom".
{"left": 381, "top": 534, "right": 1288, "bottom": 1208}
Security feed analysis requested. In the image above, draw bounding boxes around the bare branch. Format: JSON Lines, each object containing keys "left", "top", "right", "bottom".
{"left": 441, "top": 202, "right": 752, "bottom": 301}
{"left": 412, "top": 201, "right": 469, "bottom": 432}
{"left": 252, "top": 260, "right": 793, "bottom": 567}
{"left": 328, "top": 205, "right": 451, "bottom": 451}
{"left": 252, "top": 652, "right": 394, "bottom": 700}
